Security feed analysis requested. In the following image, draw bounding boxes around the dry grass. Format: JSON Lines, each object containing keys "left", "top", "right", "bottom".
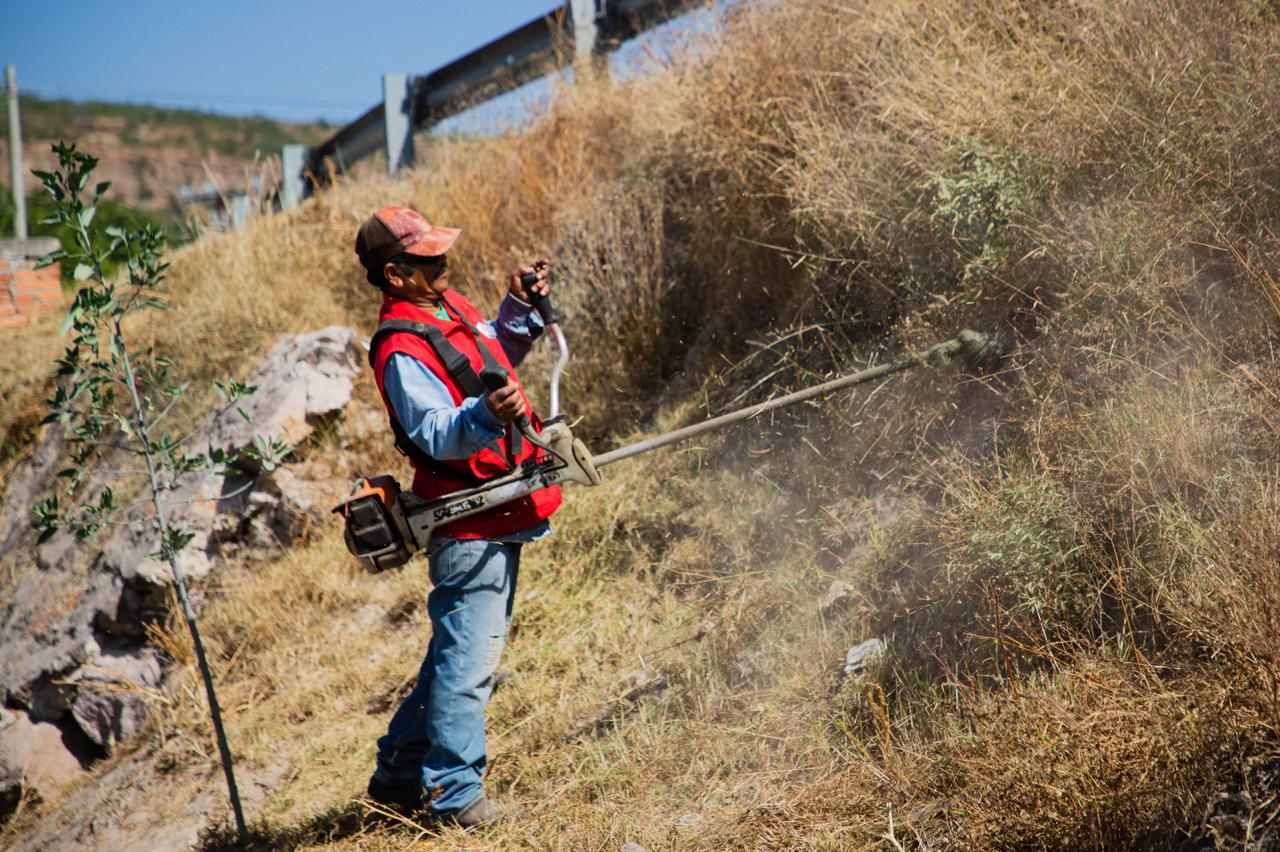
{"left": 7, "top": 0, "right": 1280, "bottom": 847}
{"left": 0, "top": 313, "right": 67, "bottom": 473}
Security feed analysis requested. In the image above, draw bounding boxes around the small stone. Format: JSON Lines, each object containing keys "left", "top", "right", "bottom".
{"left": 844, "top": 637, "right": 887, "bottom": 678}
{"left": 675, "top": 812, "right": 702, "bottom": 827}
{"left": 818, "top": 580, "right": 853, "bottom": 614}
{"left": 621, "top": 842, "right": 648, "bottom": 852}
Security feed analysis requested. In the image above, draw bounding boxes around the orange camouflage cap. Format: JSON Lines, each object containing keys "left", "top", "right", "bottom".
{"left": 355, "top": 206, "right": 461, "bottom": 268}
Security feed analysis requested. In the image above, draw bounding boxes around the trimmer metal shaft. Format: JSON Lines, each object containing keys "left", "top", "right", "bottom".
{"left": 591, "top": 330, "right": 998, "bottom": 468}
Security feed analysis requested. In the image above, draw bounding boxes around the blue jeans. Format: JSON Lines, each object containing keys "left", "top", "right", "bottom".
{"left": 374, "top": 538, "right": 520, "bottom": 812}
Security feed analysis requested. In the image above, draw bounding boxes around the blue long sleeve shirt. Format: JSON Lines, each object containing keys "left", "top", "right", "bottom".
{"left": 382, "top": 293, "right": 549, "bottom": 542}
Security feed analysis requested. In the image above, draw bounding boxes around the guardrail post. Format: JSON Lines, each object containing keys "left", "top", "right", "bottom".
{"left": 382, "top": 73, "right": 414, "bottom": 174}
{"left": 229, "top": 193, "right": 251, "bottom": 231}
{"left": 280, "top": 144, "right": 308, "bottom": 209}
{"left": 570, "top": 0, "right": 602, "bottom": 66}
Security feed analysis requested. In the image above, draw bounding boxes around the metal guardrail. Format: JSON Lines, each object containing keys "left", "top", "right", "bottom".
{"left": 415, "top": 10, "right": 576, "bottom": 127}
{"left": 311, "top": 103, "right": 385, "bottom": 175}
{"left": 282, "top": 0, "right": 696, "bottom": 206}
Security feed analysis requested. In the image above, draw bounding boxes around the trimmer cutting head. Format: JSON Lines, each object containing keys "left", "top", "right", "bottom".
{"left": 957, "top": 329, "right": 1012, "bottom": 374}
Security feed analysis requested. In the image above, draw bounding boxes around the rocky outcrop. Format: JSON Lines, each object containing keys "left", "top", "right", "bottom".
{"left": 70, "top": 647, "right": 164, "bottom": 752}
{"left": 0, "top": 325, "right": 362, "bottom": 817}
{"left": 0, "top": 708, "right": 86, "bottom": 815}
{"left": 96, "top": 325, "right": 363, "bottom": 589}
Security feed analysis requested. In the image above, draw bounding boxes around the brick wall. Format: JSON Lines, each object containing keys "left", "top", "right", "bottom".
{"left": 0, "top": 238, "right": 64, "bottom": 328}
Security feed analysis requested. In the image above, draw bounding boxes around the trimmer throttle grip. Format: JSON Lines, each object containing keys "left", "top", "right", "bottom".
{"left": 521, "top": 271, "right": 562, "bottom": 325}
{"left": 479, "top": 365, "right": 531, "bottom": 431}
{"left": 480, "top": 365, "right": 509, "bottom": 392}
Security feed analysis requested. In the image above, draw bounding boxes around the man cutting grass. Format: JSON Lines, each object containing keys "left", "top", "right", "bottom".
{"left": 355, "top": 206, "right": 562, "bottom": 828}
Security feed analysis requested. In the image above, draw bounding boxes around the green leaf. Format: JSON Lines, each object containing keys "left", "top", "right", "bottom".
{"left": 79, "top": 206, "right": 97, "bottom": 229}
{"left": 36, "top": 249, "right": 68, "bottom": 270}
{"left": 112, "top": 412, "right": 135, "bottom": 438}
{"left": 94, "top": 181, "right": 112, "bottom": 200}
{"left": 73, "top": 263, "right": 94, "bottom": 281}
{"left": 59, "top": 307, "right": 78, "bottom": 337}
{"left": 244, "top": 433, "right": 293, "bottom": 472}
{"left": 32, "top": 496, "right": 60, "bottom": 543}
{"left": 147, "top": 526, "right": 195, "bottom": 560}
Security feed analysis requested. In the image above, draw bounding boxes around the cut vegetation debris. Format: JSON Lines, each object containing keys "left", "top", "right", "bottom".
{"left": 4, "top": 0, "right": 1280, "bottom": 847}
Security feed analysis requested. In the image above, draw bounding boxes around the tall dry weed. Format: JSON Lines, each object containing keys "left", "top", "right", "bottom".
{"left": 8, "top": 0, "right": 1280, "bottom": 847}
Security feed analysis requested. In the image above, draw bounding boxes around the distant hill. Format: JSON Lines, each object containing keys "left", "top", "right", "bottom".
{"left": 0, "top": 95, "right": 333, "bottom": 218}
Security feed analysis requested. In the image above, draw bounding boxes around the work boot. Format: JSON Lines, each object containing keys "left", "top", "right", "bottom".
{"left": 366, "top": 775, "right": 426, "bottom": 815}
{"left": 439, "top": 794, "right": 513, "bottom": 829}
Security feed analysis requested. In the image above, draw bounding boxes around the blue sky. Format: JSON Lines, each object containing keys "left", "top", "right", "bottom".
{"left": 0, "top": 1, "right": 566, "bottom": 124}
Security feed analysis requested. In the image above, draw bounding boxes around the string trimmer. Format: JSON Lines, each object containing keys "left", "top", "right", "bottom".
{"left": 336, "top": 280, "right": 1006, "bottom": 570}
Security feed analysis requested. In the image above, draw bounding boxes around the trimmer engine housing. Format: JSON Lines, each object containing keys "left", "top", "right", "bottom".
{"left": 336, "top": 475, "right": 413, "bottom": 572}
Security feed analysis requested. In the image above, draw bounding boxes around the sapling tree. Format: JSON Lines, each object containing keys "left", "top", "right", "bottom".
{"left": 31, "top": 143, "right": 287, "bottom": 842}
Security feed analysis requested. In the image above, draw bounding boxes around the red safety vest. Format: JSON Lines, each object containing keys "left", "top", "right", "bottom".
{"left": 370, "top": 292, "right": 562, "bottom": 539}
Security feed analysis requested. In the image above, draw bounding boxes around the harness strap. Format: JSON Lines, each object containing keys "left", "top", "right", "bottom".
{"left": 370, "top": 319, "right": 492, "bottom": 485}
{"left": 369, "top": 311, "right": 530, "bottom": 481}
{"left": 370, "top": 318, "right": 486, "bottom": 397}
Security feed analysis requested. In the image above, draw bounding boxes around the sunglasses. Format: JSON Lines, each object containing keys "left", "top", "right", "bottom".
{"left": 396, "top": 253, "right": 447, "bottom": 267}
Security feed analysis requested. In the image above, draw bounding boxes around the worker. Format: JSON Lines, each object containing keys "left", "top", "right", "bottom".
{"left": 355, "top": 206, "right": 562, "bottom": 828}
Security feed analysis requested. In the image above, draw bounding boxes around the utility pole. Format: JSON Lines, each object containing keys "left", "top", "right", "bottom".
{"left": 6, "top": 65, "right": 27, "bottom": 240}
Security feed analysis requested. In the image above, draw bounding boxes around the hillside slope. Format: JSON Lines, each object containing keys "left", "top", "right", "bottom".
{"left": 4, "top": 0, "right": 1280, "bottom": 848}
{"left": 0, "top": 96, "right": 331, "bottom": 215}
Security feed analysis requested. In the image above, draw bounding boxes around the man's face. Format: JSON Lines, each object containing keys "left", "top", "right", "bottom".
{"left": 386, "top": 254, "right": 449, "bottom": 303}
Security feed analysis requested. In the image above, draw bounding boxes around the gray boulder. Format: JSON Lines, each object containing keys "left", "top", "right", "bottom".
{"left": 0, "top": 708, "right": 85, "bottom": 816}
{"left": 26, "top": 673, "right": 80, "bottom": 723}
{"left": 99, "top": 325, "right": 362, "bottom": 587}
{"left": 211, "top": 324, "right": 362, "bottom": 451}
{"left": 71, "top": 648, "right": 164, "bottom": 752}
